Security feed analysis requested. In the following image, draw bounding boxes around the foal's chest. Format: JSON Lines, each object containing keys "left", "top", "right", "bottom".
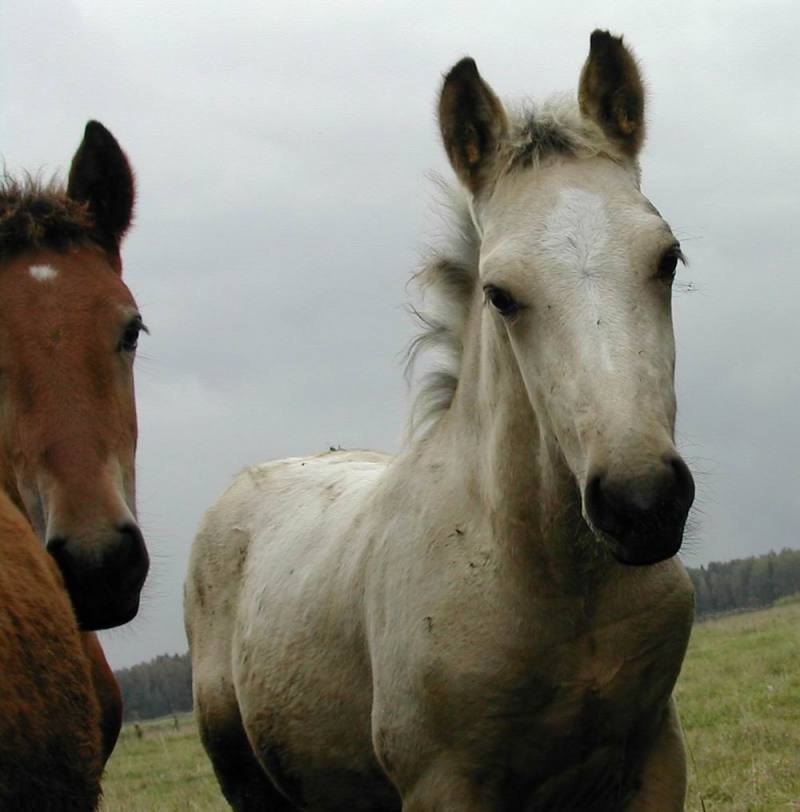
{"left": 398, "top": 560, "right": 692, "bottom": 802}
{"left": 516, "top": 604, "right": 690, "bottom": 800}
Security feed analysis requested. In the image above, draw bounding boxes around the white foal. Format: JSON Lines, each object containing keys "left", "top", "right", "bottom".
{"left": 186, "top": 29, "right": 695, "bottom": 812}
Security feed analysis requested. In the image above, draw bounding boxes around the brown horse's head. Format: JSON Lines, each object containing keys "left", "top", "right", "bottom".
{"left": 0, "top": 122, "right": 148, "bottom": 629}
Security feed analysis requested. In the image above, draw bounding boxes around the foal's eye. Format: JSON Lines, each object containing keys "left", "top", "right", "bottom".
{"left": 119, "top": 316, "right": 147, "bottom": 354}
{"left": 657, "top": 246, "right": 683, "bottom": 284}
{"left": 484, "top": 285, "right": 520, "bottom": 318}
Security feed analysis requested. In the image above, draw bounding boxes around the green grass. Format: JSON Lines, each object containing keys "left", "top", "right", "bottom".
{"left": 679, "top": 600, "right": 800, "bottom": 811}
{"left": 100, "top": 714, "right": 225, "bottom": 810}
{"left": 102, "top": 601, "right": 800, "bottom": 810}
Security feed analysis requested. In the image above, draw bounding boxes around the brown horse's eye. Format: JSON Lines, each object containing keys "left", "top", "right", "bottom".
{"left": 484, "top": 285, "right": 520, "bottom": 318}
{"left": 119, "top": 317, "right": 146, "bottom": 353}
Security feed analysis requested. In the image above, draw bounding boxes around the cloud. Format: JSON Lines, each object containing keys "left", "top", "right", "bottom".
{"left": 3, "top": 1, "right": 798, "bottom": 667}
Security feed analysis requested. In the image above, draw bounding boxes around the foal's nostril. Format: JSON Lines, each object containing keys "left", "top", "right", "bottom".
{"left": 667, "top": 455, "right": 695, "bottom": 512}
{"left": 584, "top": 456, "right": 695, "bottom": 565}
{"left": 585, "top": 472, "right": 626, "bottom": 540}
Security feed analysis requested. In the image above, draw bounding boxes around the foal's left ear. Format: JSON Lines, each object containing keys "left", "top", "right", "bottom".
{"left": 67, "top": 121, "right": 135, "bottom": 253}
{"left": 579, "top": 30, "right": 645, "bottom": 157}
{"left": 439, "top": 58, "right": 508, "bottom": 195}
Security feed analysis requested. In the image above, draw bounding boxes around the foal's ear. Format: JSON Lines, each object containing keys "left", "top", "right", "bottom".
{"left": 439, "top": 58, "right": 508, "bottom": 195}
{"left": 578, "top": 30, "right": 645, "bottom": 157}
{"left": 67, "top": 121, "right": 135, "bottom": 252}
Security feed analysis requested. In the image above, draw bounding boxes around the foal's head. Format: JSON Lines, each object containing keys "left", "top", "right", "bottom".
{"left": 0, "top": 122, "right": 148, "bottom": 628}
{"left": 438, "top": 31, "right": 694, "bottom": 565}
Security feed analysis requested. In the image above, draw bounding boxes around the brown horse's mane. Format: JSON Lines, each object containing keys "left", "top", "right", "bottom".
{"left": 0, "top": 175, "right": 94, "bottom": 261}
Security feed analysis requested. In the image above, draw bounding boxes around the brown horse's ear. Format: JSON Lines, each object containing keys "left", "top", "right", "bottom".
{"left": 67, "top": 121, "right": 135, "bottom": 253}
{"left": 579, "top": 30, "right": 645, "bottom": 157}
{"left": 439, "top": 58, "right": 508, "bottom": 195}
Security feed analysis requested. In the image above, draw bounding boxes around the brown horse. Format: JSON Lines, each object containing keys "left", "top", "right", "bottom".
{"left": 0, "top": 121, "right": 147, "bottom": 805}
{"left": 81, "top": 630, "right": 124, "bottom": 763}
{"left": 0, "top": 491, "right": 102, "bottom": 808}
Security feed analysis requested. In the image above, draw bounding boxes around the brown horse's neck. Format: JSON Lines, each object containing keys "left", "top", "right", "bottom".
{"left": 0, "top": 452, "right": 124, "bottom": 765}
{"left": 80, "top": 632, "right": 123, "bottom": 763}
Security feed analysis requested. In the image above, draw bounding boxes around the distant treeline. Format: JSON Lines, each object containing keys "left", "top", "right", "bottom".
{"left": 115, "top": 653, "right": 192, "bottom": 722}
{"left": 688, "top": 547, "right": 800, "bottom": 617}
{"left": 116, "top": 548, "right": 800, "bottom": 721}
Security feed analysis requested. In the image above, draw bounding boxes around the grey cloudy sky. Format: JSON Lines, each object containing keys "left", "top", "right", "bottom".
{"left": 2, "top": 1, "right": 798, "bottom": 668}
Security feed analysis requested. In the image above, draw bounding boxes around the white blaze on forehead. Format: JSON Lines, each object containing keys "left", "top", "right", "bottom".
{"left": 28, "top": 264, "right": 59, "bottom": 282}
{"left": 541, "top": 188, "right": 609, "bottom": 276}
{"left": 541, "top": 188, "right": 617, "bottom": 372}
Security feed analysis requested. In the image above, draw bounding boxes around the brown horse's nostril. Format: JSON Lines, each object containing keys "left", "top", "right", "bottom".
{"left": 585, "top": 455, "right": 695, "bottom": 565}
{"left": 46, "top": 535, "right": 67, "bottom": 555}
{"left": 115, "top": 522, "right": 145, "bottom": 561}
{"left": 116, "top": 522, "right": 149, "bottom": 587}
{"left": 45, "top": 523, "right": 149, "bottom": 631}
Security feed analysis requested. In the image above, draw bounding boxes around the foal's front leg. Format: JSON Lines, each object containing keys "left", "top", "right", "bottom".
{"left": 402, "top": 784, "right": 495, "bottom": 811}
{"left": 398, "top": 760, "right": 497, "bottom": 812}
{"left": 626, "top": 697, "right": 688, "bottom": 811}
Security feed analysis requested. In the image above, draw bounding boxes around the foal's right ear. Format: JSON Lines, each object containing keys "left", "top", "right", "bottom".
{"left": 439, "top": 58, "right": 508, "bottom": 196}
{"left": 68, "top": 121, "right": 136, "bottom": 254}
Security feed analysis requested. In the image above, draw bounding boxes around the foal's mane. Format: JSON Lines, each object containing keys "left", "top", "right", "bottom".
{"left": 406, "top": 94, "right": 627, "bottom": 437}
{"left": 0, "top": 175, "right": 93, "bottom": 261}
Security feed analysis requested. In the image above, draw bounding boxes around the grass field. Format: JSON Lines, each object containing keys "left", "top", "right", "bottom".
{"left": 676, "top": 596, "right": 800, "bottom": 811}
{"left": 102, "top": 598, "right": 800, "bottom": 811}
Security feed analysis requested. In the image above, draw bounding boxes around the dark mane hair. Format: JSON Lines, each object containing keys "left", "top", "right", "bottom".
{"left": 502, "top": 95, "right": 620, "bottom": 173}
{"left": 0, "top": 175, "right": 94, "bottom": 261}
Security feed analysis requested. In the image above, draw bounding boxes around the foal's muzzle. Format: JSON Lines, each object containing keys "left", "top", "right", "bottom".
{"left": 47, "top": 522, "right": 149, "bottom": 630}
{"left": 584, "top": 456, "right": 695, "bottom": 566}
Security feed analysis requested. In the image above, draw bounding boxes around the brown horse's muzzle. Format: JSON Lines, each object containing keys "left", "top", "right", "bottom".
{"left": 47, "top": 523, "right": 149, "bottom": 630}
{"left": 584, "top": 455, "right": 695, "bottom": 566}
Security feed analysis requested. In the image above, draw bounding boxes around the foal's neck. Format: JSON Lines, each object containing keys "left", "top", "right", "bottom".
{"left": 435, "top": 300, "right": 600, "bottom": 584}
